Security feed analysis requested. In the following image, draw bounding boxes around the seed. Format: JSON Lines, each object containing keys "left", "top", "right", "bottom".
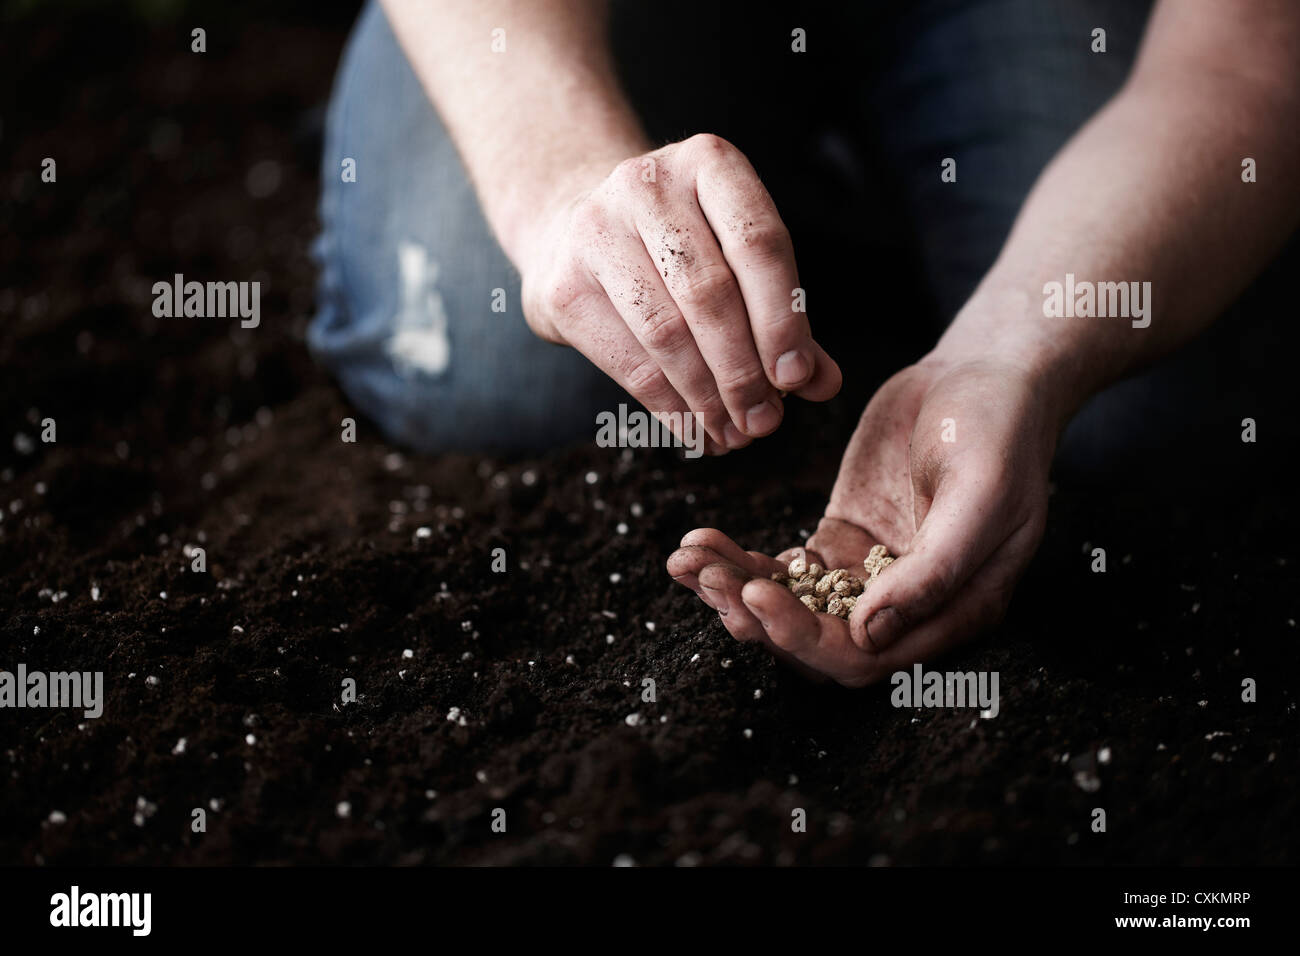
{"left": 776, "top": 545, "right": 894, "bottom": 615}
{"left": 863, "top": 544, "right": 895, "bottom": 578}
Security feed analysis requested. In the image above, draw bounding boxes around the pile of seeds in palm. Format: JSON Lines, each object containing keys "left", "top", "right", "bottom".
{"left": 770, "top": 544, "right": 895, "bottom": 619}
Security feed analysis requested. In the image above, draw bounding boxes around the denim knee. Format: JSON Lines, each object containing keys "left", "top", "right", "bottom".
{"left": 308, "top": 1, "right": 618, "bottom": 453}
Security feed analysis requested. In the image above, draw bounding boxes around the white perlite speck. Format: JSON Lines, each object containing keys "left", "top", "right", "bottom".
{"left": 133, "top": 796, "right": 157, "bottom": 827}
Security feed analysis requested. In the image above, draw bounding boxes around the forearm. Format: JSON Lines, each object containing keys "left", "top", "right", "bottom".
{"left": 380, "top": 0, "right": 650, "bottom": 266}
{"left": 934, "top": 0, "right": 1300, "bottom": 430}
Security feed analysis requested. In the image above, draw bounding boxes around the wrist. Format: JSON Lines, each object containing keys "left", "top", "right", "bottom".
{"left": 490, "top": 136, "right": 651, "bottom": 271}
{"left": 495, "top": 157, "right": 612, "bottom": 271}
{"left": 929, "top": 282, "right": 1132, "bottom": 435}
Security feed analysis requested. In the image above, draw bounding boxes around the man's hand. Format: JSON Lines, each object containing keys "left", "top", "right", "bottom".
{"left": 518, "top": 134, "right": 841, "bottom": 453}
{"left": 381, "top": 3, "right": 839, "bottom": 452}
{"left": 666, "top": 355, "right": 1057, "bottom": 685}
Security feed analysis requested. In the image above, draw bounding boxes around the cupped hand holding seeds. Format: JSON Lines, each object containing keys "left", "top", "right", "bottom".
{"left": 667, "top": 356, "right": 1057, "bottom": 686}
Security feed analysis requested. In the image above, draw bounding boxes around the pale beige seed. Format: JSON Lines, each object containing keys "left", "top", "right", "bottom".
{"left": 826, "top": 596, "right": 845, "bottom": 617}
{"left": 814, "top": 575, "right": 834, "bottom": 596}
{"left": 841, "top": 595, "right": 857, "bottom": 613}
{"left": 799, "top": 594, "right": 825, "bottom": 613}
{"left": 806, "top": 563, "right": 824, "bottom": 580}
{"left": 834, "top": 575, "right": 863, "bottom": 595}
{"left": 863, "top": 544, "right": 895, "bottom": 578}
{"left": 788, "top": 555, "right": 807, "bottom": 577}
{"left": 790, "top": 577, "right": 817, "bottom": 597}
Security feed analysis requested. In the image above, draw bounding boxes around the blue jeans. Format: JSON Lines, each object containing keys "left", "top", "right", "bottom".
{"left": 310, "top": 0, "right": 1156, "bottom": 460}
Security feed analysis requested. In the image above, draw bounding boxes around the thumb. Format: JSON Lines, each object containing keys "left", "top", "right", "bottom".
{"left": 792, "top": 341, "right": 842, "bottom": 402}
{"left": 850, "top": 480, "right": 1006, "bottom": 652}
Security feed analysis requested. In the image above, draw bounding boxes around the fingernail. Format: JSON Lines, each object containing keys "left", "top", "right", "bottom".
{"left": 866, "top": 606, "right": 904, "bottom": 651}
{"left": 700, "top": 584, "right": 729, "bottom": 616}
{"left": 744, "top": 399, "right": 781, "bottom": 436}
{"left": 775, "top": 350, "right": 809, "bottom": 389}
{"left": 741, "top": 595, "right": 770, "bottom": 629}
{"left": 722, "top": 423, "right": 750, "bottom": 449}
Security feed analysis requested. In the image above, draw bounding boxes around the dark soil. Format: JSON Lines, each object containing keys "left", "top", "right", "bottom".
{"left": 2, "top": 7, "right": 1297, "bottom": 866}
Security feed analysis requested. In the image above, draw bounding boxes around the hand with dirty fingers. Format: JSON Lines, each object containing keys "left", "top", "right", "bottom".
{"left": 667, "top": 355, "right": 1057, "bottom": 686}
{"left": 518, "top": 134, "right": 842, "bottom": 455}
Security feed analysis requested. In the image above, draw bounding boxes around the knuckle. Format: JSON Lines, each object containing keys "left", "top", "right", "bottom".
{"left": 621, "top": 358, "right": 670, "bottom": 400}
{"left": 696, "top": 403, "right": 732, "bottom": 436}
{"left": 912, "top": 559, "right": 959, "bottom": 609}
{"left": 610, "top": 157, "right": 650, "bottom": 192}
{"left": 687, "top": 132, "right": 732, "bottom": 157}
{"left": 639, "top": 303, "right": 690, "bottom": 353}
{"left": 766, "top": 629, "right": 798, "bottom": 653}
{"left": 570, "top": 199, "right": 607, "bottom": 237}
{"left": 539, "top": 271, "right": 587, "bottom": 317}
{"left": 738, "top": 222, "right": 793, "bottom": 262}
{"left": 713, "top": 362, "right": 768, "bottom": 400}
{"left": 675, "top": 264, "right": 738, "bottom": 311}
